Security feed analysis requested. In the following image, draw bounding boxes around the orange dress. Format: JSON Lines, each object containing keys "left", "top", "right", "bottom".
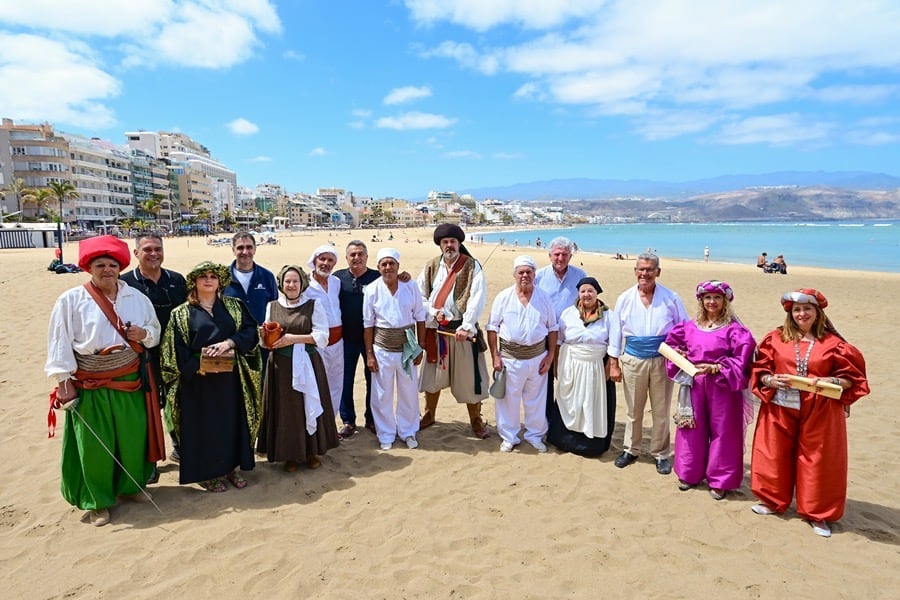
{"left": 749, "top": 330, "right": 869, "bottom": 521}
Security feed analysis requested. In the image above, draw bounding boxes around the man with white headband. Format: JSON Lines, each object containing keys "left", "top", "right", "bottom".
{"left": 417, "top": 223, "right": 491, "bottom": 439}
{"left": 305, "top": 244, "right": 344, "bottom": 432}
{"left": 363, "top": 248, "right": 427, "bottom": 450}
{"left": 486, "top": 255, "right": 558, "bottom": 453}
{"left": 608, "top": 253, "right": 689, "bottom": 475}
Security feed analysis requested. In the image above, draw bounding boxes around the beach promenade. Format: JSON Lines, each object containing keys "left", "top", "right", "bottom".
{"left": 2, "top": 228, "right": 898, "bottom": 598}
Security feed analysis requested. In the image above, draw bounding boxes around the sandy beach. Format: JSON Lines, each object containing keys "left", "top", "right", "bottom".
{"left": 2, "top": 228, "right": 898, "bottom": 599}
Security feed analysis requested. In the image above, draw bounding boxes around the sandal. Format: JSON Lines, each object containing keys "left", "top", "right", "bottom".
{"left": 225, "top": 471, "right": 248, "bottom": 489}
{"left": 201, "top": 478, "right": 227, "bottom": 493}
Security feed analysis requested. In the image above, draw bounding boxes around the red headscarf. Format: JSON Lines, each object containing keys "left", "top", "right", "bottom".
{"left": 780, "top": 288, "right": 828, "bottom": 312}
{"left": 77, "top": 235, "right": 131, "bottom": 272}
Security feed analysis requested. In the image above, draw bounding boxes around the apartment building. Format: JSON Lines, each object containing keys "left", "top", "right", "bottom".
{"left": 0, "top": 118, "right": 71, "bottom": 221}
{"left": 63, "top": 133, "right": 134, "bottom": 229}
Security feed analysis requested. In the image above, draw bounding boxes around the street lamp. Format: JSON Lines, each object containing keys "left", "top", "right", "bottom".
{"left": 57, "top": 196, "right": 64, "bottom": 263}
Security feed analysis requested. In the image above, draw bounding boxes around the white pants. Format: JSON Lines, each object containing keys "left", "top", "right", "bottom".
{"left": 371, "top": 346, "right": 420, "bottom": 445}
{"left": 318, "top": 340, "right": 344, "bottom": 419}
{"left": 495, "top": 353, "right": 548, "bottom": 446}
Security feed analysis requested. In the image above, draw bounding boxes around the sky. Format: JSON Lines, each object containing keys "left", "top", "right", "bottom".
{"left": 2, "top": 0, "right": 900, "bottom": 199}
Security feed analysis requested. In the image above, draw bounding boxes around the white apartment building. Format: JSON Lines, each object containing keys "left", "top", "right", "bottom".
{"left": 64, "top": 134, "right": 134, "bottom": 228}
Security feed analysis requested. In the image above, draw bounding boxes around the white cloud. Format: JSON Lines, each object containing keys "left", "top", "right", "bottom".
{"left": 405, "top": 0, "right": 607, "bottom": 31}
{"left": 283, "top": 50, "right": 306, "bottom": 62}
{"left": 417, "top": 0, "right": 900, "bottom": 146}
{"left": 442, "top": 150, "right": 482, "bottom": 159}
{"left": 0, "top": 33, "right": 120, "bottom": 128}
{"left": 376, "top": 112, "right": 457, "bottom": 130}
{"left": 714, "top": 114, "right": 833, "bottom": 147}
{"left": 845, "top": 131, "right": 900, "bottom": 145}
{"left": 352, "top": 108, "right": 373, "bottom": 118}
{"left": 249, "top": 155, "right": 272, "bottom": 162}
{"left": 634, "top": 111, "right": 722, "bottom": 141}
{"left": 227, "top": 118, "right": 259, "bottom": 135}
{"left": 309, "top": 147, "right": 330, "bottom": 156}
{"left": 384, "top": 86, "right": 432, "bottom": 105}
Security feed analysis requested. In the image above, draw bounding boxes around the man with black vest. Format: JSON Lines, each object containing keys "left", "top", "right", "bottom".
{"left": 416, "top": 223, "right": 490, "bottom": 439}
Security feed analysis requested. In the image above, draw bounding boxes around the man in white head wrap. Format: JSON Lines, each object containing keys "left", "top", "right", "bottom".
{"left": 486, "top": 255, "right": 558, "bottom": 453}
{"left": 363, "top": 248, "right": 427, "bottom": 450}
{"left": 305, "top": 244, "right": 345, "bottom": 435}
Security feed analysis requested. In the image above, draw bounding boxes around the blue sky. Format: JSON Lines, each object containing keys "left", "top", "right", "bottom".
{"left": 2, "top": 0, "right": 900, "bottom": 198}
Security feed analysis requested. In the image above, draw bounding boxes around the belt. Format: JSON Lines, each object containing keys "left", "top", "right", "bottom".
{"left": 328, "top": 326, "right": 343, "bottom": 346}
{"left": 374, "top": 326, "right": 413, "bottom": 352}
{"left": 500, "top": 338, "right": 546, "bottom": 360}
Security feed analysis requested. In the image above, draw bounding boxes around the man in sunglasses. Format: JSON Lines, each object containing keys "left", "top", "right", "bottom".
{"left": 121, "top": 234, "right": 188, "bottom": 475}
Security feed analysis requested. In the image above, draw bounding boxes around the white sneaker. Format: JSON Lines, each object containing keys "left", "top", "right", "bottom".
{"left": 499, "top": 441, "right": 515, "bottom": 452}
{"left": 751, "top": 503, "right": 775, "bottom": 515}
{"left": 530, "top": 441, "right": 548, "bottom": 453}
{"left": 405, "top": 437, "right": 418, "bottom": 449}
{"left": 809, "top": 520, "right": 832, "bottom": 538}
{"left": 379, "top": 442, "right": 392, "bottom": 451}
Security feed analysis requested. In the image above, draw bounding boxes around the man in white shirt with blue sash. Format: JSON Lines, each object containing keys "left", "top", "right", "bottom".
{"left": 608, "top": 253, "right": 688, "bottom": 475}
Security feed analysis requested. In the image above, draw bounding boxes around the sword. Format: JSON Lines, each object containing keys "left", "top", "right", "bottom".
{"left": 68, "top": 405, "right": 163, "bottom": 513}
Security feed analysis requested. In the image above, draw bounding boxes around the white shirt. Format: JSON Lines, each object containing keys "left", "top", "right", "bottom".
{"left": 46, "top": 281, "right": 161, "bottom": 381}
{"left": 486, "top": 286, "right": 558, "bottom": 346}
{"left": 363, "top": 279, "right": 426, "bottom": 329}
{"left": 416, "top": 256, "right": 486, "bottom": 333}
{"left": 607, "top": 283, "right": 688, "bottom": 358}
{"left": 557, "top": 305, "right": 619, "bottom": 352}
{"left": 534, "top": 263, "right": 587, "bottom": 319}
{"left": 264, "top": 295, "right": 329, "bottom": 349}
{"left": 306, "top": 274, "right": 342, "bottom": 328}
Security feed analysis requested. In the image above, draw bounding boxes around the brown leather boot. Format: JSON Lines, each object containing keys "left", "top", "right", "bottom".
{"left": 420, "top": 391, "right": 439, "bottom": 429}
{"left": 467, "top": 402, "right": 490, "bottom": 439}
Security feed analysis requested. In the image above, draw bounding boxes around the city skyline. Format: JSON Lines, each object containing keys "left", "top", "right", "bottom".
{"left": 2, "top": 1, "right": 899, "bottom": 199}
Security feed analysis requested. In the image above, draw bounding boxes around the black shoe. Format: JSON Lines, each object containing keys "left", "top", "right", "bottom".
{"left": 147, "top": 464, "right": 160, "bottom": 485}
{"left": 656, "top": 458, "right": 672, "bottom": 475}
{"left": 614, "top": 451, "right": 638, "bottom": 468}
{"left": 169, "top": 448, "right": 180, "bottom": 463}
{"left": 678, "top": 479, "right": 694, "bottom": 491}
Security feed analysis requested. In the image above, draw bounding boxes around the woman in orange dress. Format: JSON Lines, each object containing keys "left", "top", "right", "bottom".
{"left": 749, "top": 288, "right": 869, "bottom": 537}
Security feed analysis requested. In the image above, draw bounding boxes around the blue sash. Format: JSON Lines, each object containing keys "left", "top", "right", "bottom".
{"left": 624, "top": 335, "right": 667, "bottom": 359}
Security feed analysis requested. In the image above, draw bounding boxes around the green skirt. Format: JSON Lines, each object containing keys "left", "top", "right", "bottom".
{"left": 60, "top": 373, "right": 153, "bottom": 510}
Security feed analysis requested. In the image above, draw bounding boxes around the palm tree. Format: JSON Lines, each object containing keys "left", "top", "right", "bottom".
{"left": 1, "top": 177, "right": 29, "bottom": 223}
{"left": 47, "top": 180, "right": 80, "bottom": 263}
{"left": 21, "top": 187, "right": 54, "bottom": 219}
{"left": 138, "top": 198, "right": 162, "bottom": 229}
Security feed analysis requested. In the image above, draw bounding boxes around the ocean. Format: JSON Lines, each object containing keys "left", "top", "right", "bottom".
{"left": 478, "top": 220, "right": 899, "bottom": 273}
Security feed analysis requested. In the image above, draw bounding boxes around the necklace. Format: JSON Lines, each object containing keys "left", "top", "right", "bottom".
{"left": 701, "top": 317, "right": 725, "bottom": 329}
{"left": 794, "top": 338, "right": 816, "bottom": 376}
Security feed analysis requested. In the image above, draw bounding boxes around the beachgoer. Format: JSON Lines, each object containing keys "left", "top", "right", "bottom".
{"left": 305, "top": 245, "right": 345, "bottom": 427}
{"left": 664, "top": 281, "right": 755, "bottom": 499}
{"left": 757, "top": 252, "right": 768, "bottom": 269}
{"left": 772, "top": 255, "right": 787, "bottom": 274}
{"left": 748, "top": 289, "right": 869, "bottom": 537}
{"left": 704, "top": 246, "right": 710, "bottom": 262}
{"left": 486, "top": 256, "right": 558, "bottom": 453}
{"left": 160, "top": 262, "right": 262, "bottom": 492}
{"left": 257, "top": 265, "right": 339, "bottom": 472}
{"left": 549, "top": 276, "right": 619, "bottom": 456}
{"left": 334, "top": 241, "right": 380, "bottom": 437}
{"left": 46, "top": 235, "right": 162, "bottom": 526}
{"left": 417, "top": 224, "right": 491, "bottom": 439}
{"left": 120, "top": 234, "right": 188, "bottom": 469}
{"left": 608, "top": 253, "right": 689, "bottom": 475}
{"left": 223, "top": 232, "right": 278, "bottom": 326}
{"left": 363, "top": 248, "right": 426, "bottom": 450}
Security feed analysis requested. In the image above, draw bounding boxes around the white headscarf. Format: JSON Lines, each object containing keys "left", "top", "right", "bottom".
{"left": 513, "top": 255, "right": 537, "bottom": 271}
{"left": 377, "top": 247, "right": 401, "bottom": 264}
{"left": 307, "top": 244, "right": 338, "bottom": 271}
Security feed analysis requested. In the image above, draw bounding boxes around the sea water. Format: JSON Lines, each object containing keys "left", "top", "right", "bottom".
{"left": 478, "top": 220, "right": 899, "bottom": 273}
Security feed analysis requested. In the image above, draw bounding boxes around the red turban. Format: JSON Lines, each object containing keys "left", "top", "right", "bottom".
{"left": 781, "top": 288, "right": 828, "bottom": 312}
{"left": 77, "top": 235, "right": 131, "bottom": 272}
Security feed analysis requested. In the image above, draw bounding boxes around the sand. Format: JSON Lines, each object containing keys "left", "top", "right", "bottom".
{"left": 2, "top": 229, "right": 898, "bottom": 599}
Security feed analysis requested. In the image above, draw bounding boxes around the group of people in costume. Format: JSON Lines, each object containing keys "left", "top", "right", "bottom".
{"left": 46, "top": 228, "right": 868, "bottom": 539}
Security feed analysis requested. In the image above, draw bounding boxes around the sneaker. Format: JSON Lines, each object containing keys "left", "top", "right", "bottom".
{"left": 169, "top": 448, "right": 180, "bottom": 463}
{"left": 809, "top": 520, "right": 832, "bottom": 538}
{"left": 379, "top": 442, "right": 392, "bottom": 451}
{"left": 499, "top": 441, "right": 515, "bottom": 452}
{"left": 751, "top": 503, "right": 775, "bottom": 515}
{"left": 530, "top": 441, "right": 548, "bottom": 453}
{"left": 614, "top": 451, "right": 638, "bottom": 468}
{"left": 405, "top": 437, "right": 419, "bottom": 449}
{"left": 656, "top": 458, "right": 672, "bottom": 475}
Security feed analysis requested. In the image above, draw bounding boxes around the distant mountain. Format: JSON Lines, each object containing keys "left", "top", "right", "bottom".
{"left": 459, "top": 171, "right": 900, "bottom": 201}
